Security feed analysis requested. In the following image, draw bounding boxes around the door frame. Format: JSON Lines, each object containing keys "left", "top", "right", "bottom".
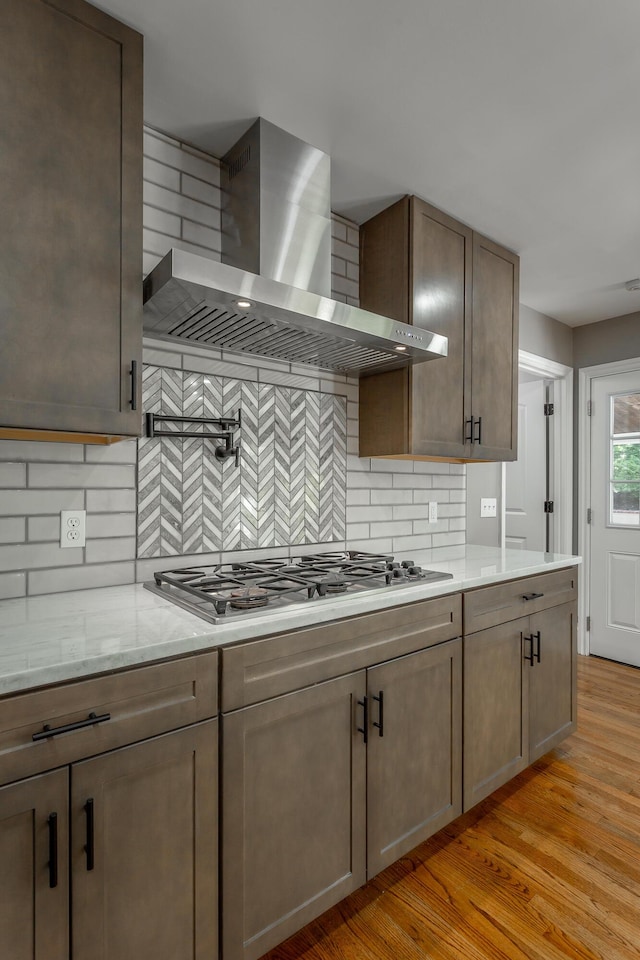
{"left": 501, "top": 350, "right": 573, "bottom": 556}
{"left": 578, "top": 356, "right": 640, "bottom": 656}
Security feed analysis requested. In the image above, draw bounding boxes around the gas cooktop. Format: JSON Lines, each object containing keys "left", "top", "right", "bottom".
{"left": 144, "top": 551, "right": 453, "bottom": 624}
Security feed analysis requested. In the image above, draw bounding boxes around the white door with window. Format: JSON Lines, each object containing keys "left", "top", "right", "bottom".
{"left": 505, "top": 379, "right": 547, "bottom": 551}
{"left": 590, "top": 370, "right": 640, "bottom": 666}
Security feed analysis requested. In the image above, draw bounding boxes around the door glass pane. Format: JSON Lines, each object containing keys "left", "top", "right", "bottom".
{"left": 609, "top": 394, "right": 640, "bottom": 525}
{"left": 613, "top": 393, "right": 640, "bottom": 435}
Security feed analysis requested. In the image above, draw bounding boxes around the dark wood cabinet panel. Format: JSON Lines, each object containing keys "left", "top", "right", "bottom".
{"left": 529, "top": 602, "right": 577, "bottom": 761}
{"left": 222, "top": 673, "right": 367, "bottom": 960}
{"left": 0, "top": 768, "right": 69, "bottom": 960}
{"left": 463, "top": 618, "right": 530, "bottom": 812}
{"left": 0, "top": 0, "right": 142, "bottom": 440}
{"left": 71, "top": 722, "right": 218, "bottom": 960}
{"left": 359, "top": 195, "right": 518, "bottom": 462}
{"left": 366, "top": 639, "right": 462, "bottom": 877}
{"left": 470, "top": 233, "right": 519, "bottom": 460}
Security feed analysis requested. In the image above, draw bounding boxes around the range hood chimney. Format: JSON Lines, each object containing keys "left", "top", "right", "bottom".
{"left": 143, "top": 119, "right": 447, "bottom": 375}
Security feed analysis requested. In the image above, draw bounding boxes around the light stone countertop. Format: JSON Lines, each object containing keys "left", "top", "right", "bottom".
{"left": 0, "top": 544, "right": 581, "bottom": 697}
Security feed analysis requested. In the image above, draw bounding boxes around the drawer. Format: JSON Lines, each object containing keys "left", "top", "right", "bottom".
{"left": 0, "top": 652, "right": 218, "bottom": 787}
{"left": 221, "top": 593, "right": 461, "bottom": 711}
{"left": 463, "top": 567, "right": 578, "bottom": 635}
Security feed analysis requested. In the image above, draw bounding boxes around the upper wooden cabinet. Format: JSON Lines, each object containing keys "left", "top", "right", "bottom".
{"left": 0, "top": 0, "right": 143, "bottom": 442}
{"left": 359, "top": 196, "right": 519, "bottom": 462}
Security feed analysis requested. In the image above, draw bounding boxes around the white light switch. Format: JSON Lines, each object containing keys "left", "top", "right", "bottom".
{"left": 428, "top": 501, "right": 438, "bottom": 523}
{"left": 480, "top": 498, "right": 497, "bottom": 519}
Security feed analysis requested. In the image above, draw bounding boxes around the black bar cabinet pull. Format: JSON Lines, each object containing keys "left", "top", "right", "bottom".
{"left": 465, "top": 418, "right": 475, "bottom": 443}
{"left": 521, "top": 592, "right": 544, "bottom": 602}
{"left": 372, "top": 691, "right": 384, "bottom": 737}
{"left": 474, "top": 416, "right": 483, "bottom": 445}
{"left": 130, "top": 360, "right": 138, "bottom": 410}
{"left": 523, "top": 634, "right": 535, "bottom": 665}
{"left": 47, "top": 813, "right": 58, "bottom": 888}
{"left": 85, "top": 798, "right": 95, "bottom": 871}
{"left": 533, "top": 630, "right": 541, "bottom": 663}
{"left": 357, "top": 697, "right": 368, "bottom": 744}
{"left": 32, "top": 711, "right": 111, "bottom": 742}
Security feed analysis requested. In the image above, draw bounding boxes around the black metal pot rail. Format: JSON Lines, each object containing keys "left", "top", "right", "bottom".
{"left": 145, "top": 410, "right": 242, "bottom": 465}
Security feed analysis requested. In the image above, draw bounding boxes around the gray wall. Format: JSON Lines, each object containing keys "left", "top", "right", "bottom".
{"left": 573, "top": 311, "right": 640, "bottom": 369}
{"left": 519, "top": 304, "right": 573, "bottom": 367}
{"left": 465, "top": 462, "right": 502, "bottom": 547}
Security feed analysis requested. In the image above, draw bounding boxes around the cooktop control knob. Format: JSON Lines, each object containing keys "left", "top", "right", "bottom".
{"left": 400, "top": 559, "right": 414, "bottom": 568}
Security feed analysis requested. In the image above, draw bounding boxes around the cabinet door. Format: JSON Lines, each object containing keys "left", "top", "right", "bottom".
{"left": 409, "top": 198, "right": 473, "bottom": 458}
{"left": 529, "top": 602, "right": 577, "bottom": 762}
{"left": 0, "top": 768, "right": 69, "bottom": 960}
{"left": 0, "top": 0, "right": 142, "bottom": 438}
{"left": 71, "top": 721, "right": 218, "bottom": 960}
{"left": 463, "top": 618, "right": 529, "bottom": 811}
{"left": 367, "top": 639, "right": 462, "bottom": 877}
{"left": 469, "top": 233, "right": 519, "bottom": 460}
{"left": 222, "top": 672, "right": 367, "bottom": 960}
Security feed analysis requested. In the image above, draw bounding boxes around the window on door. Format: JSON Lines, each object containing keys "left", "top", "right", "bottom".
{"left": 610, "top": 392, "right": 640, "bottom": 527}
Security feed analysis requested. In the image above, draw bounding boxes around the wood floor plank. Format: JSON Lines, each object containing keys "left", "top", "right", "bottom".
{"left": 262, "top": 654, "right": 640, "bottom": 960}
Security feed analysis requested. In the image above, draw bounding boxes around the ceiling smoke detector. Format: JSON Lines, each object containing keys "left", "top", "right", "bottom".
{"left": 625, "top": 278, "right": 640, "bottom": 291}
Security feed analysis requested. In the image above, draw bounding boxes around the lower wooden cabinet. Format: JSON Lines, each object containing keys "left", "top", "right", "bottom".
{"left": 366, "top": 640, "right": 462, "bottom": 876}
{"left": 463, "top": 600, "right": 577, "bottom": 811}
{"left": 0, "top": 769, "right": 69, "bottom": 960}
{"left": 222, "top": 639, "right": 462, "bottom": 960}
{"left": 0, "top": 722, "right": 218, "bottom": 960}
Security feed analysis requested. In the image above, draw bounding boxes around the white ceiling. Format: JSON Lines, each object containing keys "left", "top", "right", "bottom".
{"left": 95, "top": 0, "right": 640, "bottom": 327}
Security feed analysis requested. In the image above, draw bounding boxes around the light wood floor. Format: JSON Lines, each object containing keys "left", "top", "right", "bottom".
{"left": 264, "top": 654, "right": 640, "bottom": 960}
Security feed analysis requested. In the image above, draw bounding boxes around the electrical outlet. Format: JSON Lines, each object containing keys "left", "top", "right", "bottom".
{"left": 480, "top": 498, "right": 497, "bottom": 519}
{"left": 428, "top": 501, "right": 438, "bottom": 523}
{"left": 60, "top": 510, "right": 86, "bottom": 548}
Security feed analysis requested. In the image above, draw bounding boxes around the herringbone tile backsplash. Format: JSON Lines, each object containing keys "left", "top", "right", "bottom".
{"left": 138, "top": 366, "right": 347, "bottom": 557}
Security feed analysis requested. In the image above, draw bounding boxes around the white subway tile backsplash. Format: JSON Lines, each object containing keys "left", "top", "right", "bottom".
{"left": 143, "top": 204, "right": 181, "bottom": 238}
{"left": 392, "top": 534, "right": 434, "bottom": 552}
{"left": 346, "top": 522, "right": 369, "bottom": 540}
{"left": 0, "top": 463, "right": 26, "bottom": 488}
{"left": 84, "top": 442, "right": 137, "bottom": 464}
{"left": 29, "top": 562, "right": 136, "bottom": 596}
{"left": 433, "top": 532, "right": 465, "bottom": 548}
{"left": 144, "top": 127, "right": 181, "bottom": 148}
{"left": 0, "top": 543, "right": 83, "bottom": 573}
{"left": 144, "top": 182, "right": 218, "bottom": 229}
{"left": 258, "top": 369, "right": 320, "bottom": 391}
{"left": 182, "top": 219, "right": 221, "bottom": 252}
{"left": 0, "top": 518, "right": 25, "bottom": 544}
{"left": 369, "top": 489, "right": 413, "bottom": 506}
{"left": 85, "top": 538, "right": 136, "bottom": 564}
{"left": 181, "top": 174, "right": 221, "bottom": 207}
{"left": 27, "top": 517, "right": 59, "bottom": 542}
{"left": 88, "top": 514, "right": 137, "bottom": 539}
{"left": 331, "top": 219, "right": 347, "bottom": 242}
{"left": 28, "top": 464, "right": 135, "bottom": 490}
{"left": 0, "top": 441, "right": 84, "bottom": 462}
{"left": 332, "top": 238, "right": 358, "bottom": 263}
{"left": 143, "top": 156, "right": 181, "bottom": 192}
{"left": 1, "top": 490, "right": 85, "bottom": 516}
{"left": 348, "top": 505, "right": 393, "bottom": 524}
{"left": 0, "top": 572, "right": 26, "bottom": 599}
{"left": 346, "top": 489, "right": 370, "bottom": 506}
{"left": 347, "top": 227, "right": 359, "bottom": 248}
{"left": 392, "top": 473, "right": 431, "bottom": 488}
{"left": 370, "top": 521, "right": 413, "bottom": 539}
{"left": 86, "top": 490, "right": 137, "bottom": 513}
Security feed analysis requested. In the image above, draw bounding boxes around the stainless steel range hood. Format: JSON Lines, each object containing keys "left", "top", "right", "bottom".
{"left": 143, "top": 119, "right": 447, "bottom": 376}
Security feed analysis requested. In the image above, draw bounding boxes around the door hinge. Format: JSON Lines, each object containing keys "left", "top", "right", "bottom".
{"left": 544, "top": 500, "right": 554, "bottom": 513}
{"left": 587, "top": 400, "right": 593, "bottom": 416}
{"left": 544, "top": 402, "right": 554, "bottom": 416}
{"left": 587, "top": 507, "right": 592, "bottom": 524}
{"left": 586, "top": 615, "right": 591, "bottom": 632}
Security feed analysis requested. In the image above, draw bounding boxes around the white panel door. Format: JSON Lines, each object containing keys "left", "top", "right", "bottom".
{"left": 505, "top": 380, "right": 546, "bottom": 550}
{"left": 590, "top": 370, "right": 640, "bottom": 665}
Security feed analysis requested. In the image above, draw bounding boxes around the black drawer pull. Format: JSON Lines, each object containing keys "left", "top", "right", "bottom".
{"left": 357, "top": 697, "right": 368, "bottom": 744}
{"left": 533, "top": 630, "right": 541, "bottom": 663}
{"left": 85, "top": 798, "right": 95, "bottom": 871}
{"left": 130, "top": 359, "right": 138, "bottom": 410}
{"left": 47, "top": 812, "right": 58, "bottom": 888}
{"left": 32, "top": 711, "right": 111, "bottom": 742}
{"left": 521, "top": 592, "right": 544, "bottom": 602}
{"left": 523, "top": 634, "right": 535, "bottom": 666}
{"left": 465, "top": 418, "right": 475, "bottom": 444}
{"left": 372, "top": 690, "right": 384, "bottom": 738}
{"left": 474, "top": 416, "right": 483, "bottom": 445}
